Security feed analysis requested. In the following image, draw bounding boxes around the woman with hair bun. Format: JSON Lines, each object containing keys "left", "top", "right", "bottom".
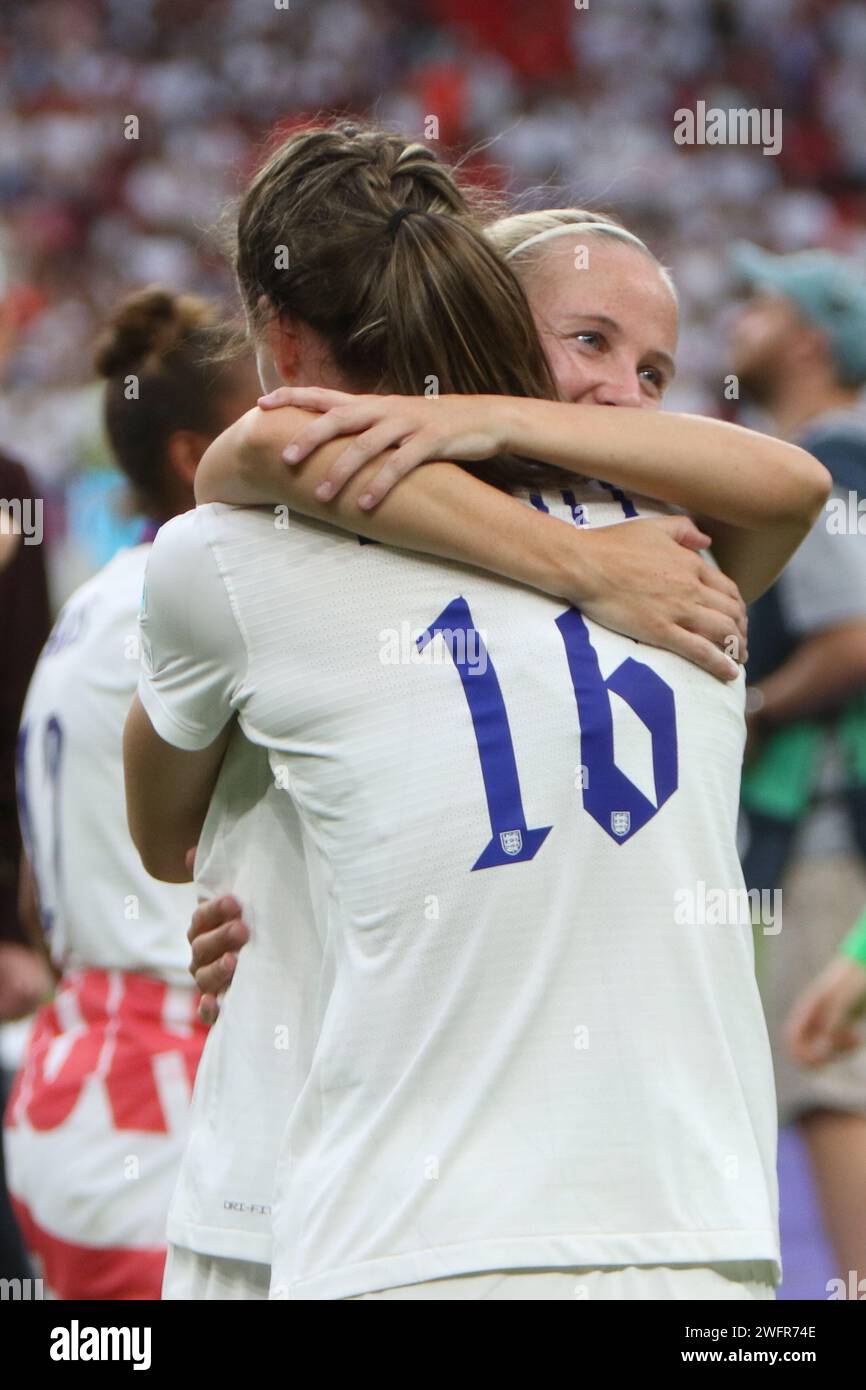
{"left": 4, "top": 289, "right": 259, "bottom": 1299}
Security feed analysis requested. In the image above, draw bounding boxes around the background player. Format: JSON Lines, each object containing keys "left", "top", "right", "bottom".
{"left": 3, "top": 289, "right": 257, "bottom": 1298}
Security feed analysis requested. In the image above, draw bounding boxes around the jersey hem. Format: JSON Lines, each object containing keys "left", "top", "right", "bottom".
{"left": 275, "top": 1229, "right": 782, "bottom": 1300}
{"left": 166, "top": 1215, "right": 272, "bottom": 1266}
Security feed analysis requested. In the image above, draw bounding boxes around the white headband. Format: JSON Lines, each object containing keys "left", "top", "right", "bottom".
{"left": 504, "top": 220, "right": 650, "bottom": 260}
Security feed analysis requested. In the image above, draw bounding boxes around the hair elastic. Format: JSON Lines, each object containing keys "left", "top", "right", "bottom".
{"left": 386, "top": 206, "right": 422, "bottom": 238}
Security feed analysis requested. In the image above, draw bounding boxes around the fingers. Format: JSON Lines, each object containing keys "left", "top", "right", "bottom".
{"left": 694, "top": 581, "right": 748, "bottom": 661}
{"left": 649, "top": 519, "right": 747, "bottom": 658}
{"left": 797, "top": 1026, "right": 863, "bottom": 1066}
{"left": 694, "top": 554, "right": 748, "bottom": 656}
{"left": 785, "top": 1005, "right": 864, "bottom": 1066}
{"left": 658, "top": 627, "right": 740, "bottom": 682}
{"left": 784, "top": 986, "right": 858, "bottom": 1066}
{"left": 681, "top": 604, "right": 746, "bottom": 666}
{"left": 698, "top": 561, "right": 744, "bottom": 608}
{"left": 656, "top": 518, "right": 749, "bottom": 638}
{"left": 788, "top": 1022, "right": 842, "bottom": 1066}
{"left": 657, "top": 515, "right": 713, "bottom": 552}
{"left": 195, "top": 948, "right": 240, "bottom": 998}
{"left": 783, "top": 999, "right": 829, "bottom": 1065}
{"left": 184, "top": 844, "right": 197, "bottom": 875}
{"left": 784, "top": 959, "right": 866, "bottom": 1063}
{"left": 315, "top": 420, "right": 411, "bottom": 500}
{"left": 187, "top": 894, "right": 244, "bottom": 944}
{"left": 189, "top": 915, "right": 249, "bottom": 971}
{"left": 695, "top": 578, "right": 746, "bottom": 630}
{"left": 281, "top": 406, "right": 376, "bottom": 466}
{"left": 198, "top": 993, "right": 220, "bottom": 1026}
{"left": 258, "top": 387, "right": 355, "bottom": 412}
{"left": 355, "top": 438, "right": 436, "bottom": 509}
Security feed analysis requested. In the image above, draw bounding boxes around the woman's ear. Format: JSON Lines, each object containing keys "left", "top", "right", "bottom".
{"left": 165, "top": 430, "right": 212, "bottom": 494}
{"left": 268, "top": 313, "right": 300, "bottom": 384}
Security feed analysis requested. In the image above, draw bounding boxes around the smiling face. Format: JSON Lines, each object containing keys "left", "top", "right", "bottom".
{"left": 519, "top": 234, "right": 679, "bottom": 409}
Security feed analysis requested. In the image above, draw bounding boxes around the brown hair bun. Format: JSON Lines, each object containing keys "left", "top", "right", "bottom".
{"left": 93, "top": 287, "right": 216, "bottom": 378}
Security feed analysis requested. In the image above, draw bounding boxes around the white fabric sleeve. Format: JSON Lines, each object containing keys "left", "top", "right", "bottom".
{"left": 776, "top": 488, "right": 866, "bottom": 638}
{"left": 137, "top": 509, "right": 248, "bottom": 750}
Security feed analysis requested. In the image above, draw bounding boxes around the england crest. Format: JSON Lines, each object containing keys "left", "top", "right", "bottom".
{"left": 500, "top": 829, "right": 524, "bottom": 856}
{"left": 611, "top": 811, "right": 630, "bottom": 837}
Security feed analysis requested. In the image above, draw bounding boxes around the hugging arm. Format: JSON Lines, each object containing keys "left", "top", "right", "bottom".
{"left": 123, "top": 515, "right": 245, "bottom": 882}
{"left": 240, "top": 390, "right": 830, "bottom": 604}
{"left": 195, "top": 405, "right": 748, "bottom": 680}
{"left": 123, "top": 699, "right": 231, "bottom": 882}
{"left": 500, "top": 398, "right": 830, "bottom": 602}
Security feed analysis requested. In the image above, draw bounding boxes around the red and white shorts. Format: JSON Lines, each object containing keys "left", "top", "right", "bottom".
{"left": 3, "top": 967, "right": 207, "bottom": 1300}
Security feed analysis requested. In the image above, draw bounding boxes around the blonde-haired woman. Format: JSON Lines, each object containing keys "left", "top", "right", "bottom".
{"left": 208, "top": 204, "right": 820, "bottom": 610}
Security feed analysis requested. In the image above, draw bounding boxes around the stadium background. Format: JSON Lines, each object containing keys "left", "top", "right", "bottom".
{"left": 1, "top": 0, "right": 865, "bottom": 1299}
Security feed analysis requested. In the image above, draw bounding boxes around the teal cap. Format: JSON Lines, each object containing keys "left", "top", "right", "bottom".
{"left": 731, "top": 241, "right": 866, "bottom": 386}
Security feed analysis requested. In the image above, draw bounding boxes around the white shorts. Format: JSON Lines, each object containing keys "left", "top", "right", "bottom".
{"left": 346, "top": 1262, "right": 777, "bottom": 1301}
{"left": 162, "top": 1244, "right": 271, "bottom": 1300}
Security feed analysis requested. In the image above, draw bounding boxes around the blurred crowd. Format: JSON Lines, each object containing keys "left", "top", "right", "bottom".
{"left": 0, "top": 0, "right": 865, "bottom": 593}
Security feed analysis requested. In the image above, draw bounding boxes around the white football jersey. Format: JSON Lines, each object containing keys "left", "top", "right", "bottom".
{"left": 164, "top": 727, "right": 323, "bottom": 1263}
{"left": 18, "top": 544, "right": 197, "bottom": 985}
{"left": 139, "top": 488, "right": 780, "bottom": 1298}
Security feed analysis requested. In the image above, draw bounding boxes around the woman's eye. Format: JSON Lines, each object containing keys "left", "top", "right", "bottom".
{"left": 640, "top": 366, "right": 664, "bottom": 392}
{"left": 571, "top": 331, "right": 603, "bottom": 350}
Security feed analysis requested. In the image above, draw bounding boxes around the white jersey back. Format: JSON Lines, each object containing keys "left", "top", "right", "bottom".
{"left": 18, "top": 544, "right": 197, "bottom": 986}
{"left": 139, "top": 490, "right": 780, "bottom": 1297}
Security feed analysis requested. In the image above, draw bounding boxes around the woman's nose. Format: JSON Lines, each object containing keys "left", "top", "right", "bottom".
{"left": 591, "top": 375, "right": 644, "bottom": 408}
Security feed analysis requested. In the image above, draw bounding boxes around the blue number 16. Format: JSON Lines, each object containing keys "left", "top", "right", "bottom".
{"left": 417, "top": 598, "right": 678, "bottom": 869}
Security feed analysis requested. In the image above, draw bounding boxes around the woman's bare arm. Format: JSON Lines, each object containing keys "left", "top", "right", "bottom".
{"left": 238, "top": 390, "right": 830, "bottom": 603}
{"left": 123, "top": 695, "right": 231, "bottom": 882}
{"left": 195, "top": 406, "right": 747, "bottom": 679}
{"left": 500, "top": 398, "right": 831, "bottom": 601}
